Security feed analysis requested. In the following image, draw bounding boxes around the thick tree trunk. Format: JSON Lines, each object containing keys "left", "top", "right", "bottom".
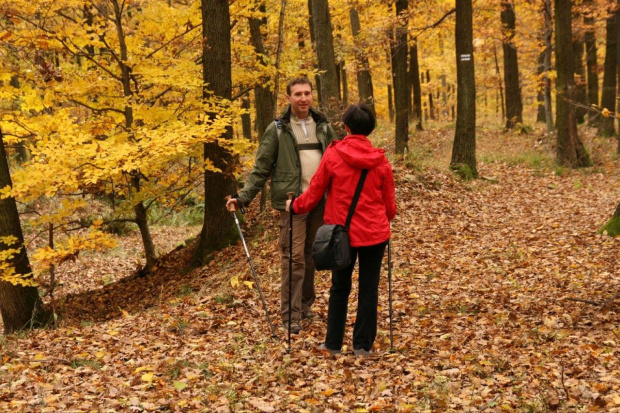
{"left": 0, "top": 132, "right": 47, "bottom": 334}
{"left": 501, "top": 1, "right": 523, "bottom": 129}
{"left": 451, "top": 0, "right": 477, "bottom": 178}
{"left": 584, "top": 4, "right": 598, "bottom": 125}
{"left": 554, "top": 0, "right": 592, "bottom": 167}
{"left": 193, "top": 0, "right": 238, "bottom": 266}
{"left": 349, "top": 6, "right": 375, "bottom": 113}
{"left": 391, "top": 0, "right": 409, "bottom": 154}
{"left": 410, "top": 41, "right": 423, "bottom": 130}
{"left": 310, "top": 0, "right": 341, "bottom": 120}
{"left": 599, "top": 10, "right": 617, "bottom": 136}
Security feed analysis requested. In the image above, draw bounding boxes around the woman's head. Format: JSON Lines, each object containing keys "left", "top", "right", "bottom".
{"left": 341, "top": 103, "right": 376, "bottom": 136}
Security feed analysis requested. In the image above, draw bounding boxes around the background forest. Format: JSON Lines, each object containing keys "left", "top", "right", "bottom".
{"left": 0, "top": 0, "right": 619, "bottom": 411}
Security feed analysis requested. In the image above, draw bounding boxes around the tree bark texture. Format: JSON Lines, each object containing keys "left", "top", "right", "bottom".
{"left": 584, "top": 5, "right": 599, "bottom": 124}
{"left": 194, "top": 0, "right": 238, "bottom": 266}
{"left": 308, "top": 0, "right": 322, "bottom": 105}
{"left": 310, "top": 0, "right": 341, "bottom": 121}
{"left": 543, "top": 0, "right": 555, "bottom": 133}
{"left": 349, "top": 6, "right": 375, "bottom": 114}
{"left": 501, "top": 1, "right": 523, "bottom": 129}
{"left": 600, "top": 11, "right": 617, "bottom": 136}
{"left": 572, "top": 35, "right": 587, "bottom": 123}
{"left": 554, "top": 0, "right": 592, "bottom": 167}
{"left": 451, "top": 0, "right": 477, "bottom": 178}
{"left": 349, "top": 7, "right": 375, "bottom": 113}
{"left": 536, "top": 51, "right": 546, "bottom": 123}
{"left": 390, "top": 0, "right": 409, "bottom": 154}
{"left": 241, "top": 96, "right": 252, "bottom": 140}
{"left": 410, "top": 41, "right": 423, "bottom": 130}
{"left": 494, "top": 47, "right": 505, "bottom": 121}
{"left": 0, "top": 132, "right": 46, "bottom": 334}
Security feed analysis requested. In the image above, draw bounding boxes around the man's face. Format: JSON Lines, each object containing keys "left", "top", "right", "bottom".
{"left": 287, "top": 83, "right": 313, "bottom": 118}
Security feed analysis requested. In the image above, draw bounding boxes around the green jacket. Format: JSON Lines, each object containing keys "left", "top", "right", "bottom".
{"left": 237, "top": 105, "right": 337, "bottom": 210}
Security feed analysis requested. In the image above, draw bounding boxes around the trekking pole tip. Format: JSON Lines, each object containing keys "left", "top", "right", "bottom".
{"left": 286, "top": 347, "right": 291, "bottom": 354}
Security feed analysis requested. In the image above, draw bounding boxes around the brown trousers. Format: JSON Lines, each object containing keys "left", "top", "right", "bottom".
{"left": 279, "top": 200, "right": 324, "bottom": 322}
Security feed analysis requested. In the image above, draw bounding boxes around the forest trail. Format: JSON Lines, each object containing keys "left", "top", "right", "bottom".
{"left": 2, "top": 132, "right": 620, "bottom": 412}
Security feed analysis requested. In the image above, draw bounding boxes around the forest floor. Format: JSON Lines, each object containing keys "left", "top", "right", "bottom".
{"left": 1, "top": 122, "right": 620, "bottom": 412}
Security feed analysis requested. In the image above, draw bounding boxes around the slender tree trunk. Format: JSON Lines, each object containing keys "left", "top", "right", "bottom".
{"left": 537, "top": 51, "right": 547, "bottom": 123}
{"left": 494, "top": 46, "right": 505, "bottom": 122}
{"left": 555, "top": 0, "right": 592, "bottom": 167}
{"left": 600, "top": 9, "right": 617, "bottom": 136}
{"left": 410, "top": 40, "right": 423, "bottom": 130}
{"left": 241, "top": 95, "right": 252, "bottom": 140}
{"left": 501, "top": 1, "right": 523, "bottom": 129}
{"left": 0, "top": 131, "right": 47, "bottom": 334}
{"left": 427, "top": 70, "right": 435, "bottom": 120}
{"left": 308, "top": 0, "right": 322, "bottom": 105}
{"left": 340, "top": 61, "right": 348, "bottom": 106}
{"left": 111, "top": 0, "right": 157, "bottom": 272}
{"left": 391, "top": 0, "right": 409, "bottom": 154}
{"left": 193, "top": 0, "right": 238, "bottom": 266}
{"left": 584, "top": 3, "right": 599, "bottom": 124}
{"left": 451, "top": 0, "right": 477, "bottom": 178}
{"left": 310, "top": 0, "right": 341, "bottom": 120}
{"left": 349, "top": 5, "right": 375, "bottom": 113}
{"left": 573, "top": 34, "right": 587, "bottom": 124}
{"left": 249, "top": 5, "right": 276, "bottom": 212}
{"left": 544, "top": 0, "right": 555, "bottom": 134}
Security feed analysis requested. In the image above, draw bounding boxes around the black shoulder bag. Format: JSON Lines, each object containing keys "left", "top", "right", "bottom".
{"left": 312, "top": 169, "right": 368, "bottom": 271}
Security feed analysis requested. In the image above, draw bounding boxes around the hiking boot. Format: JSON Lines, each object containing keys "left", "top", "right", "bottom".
{"left": 318, "top": 343, "right": 341, "bottom": 356}
{"left": 354, "top": 348, "right": 371, "bottom": 357}
{"left": 301, "top": 309, "right": 316, "bottom": 320}
{"left": 282, "top": 320, "right": 301, "bottom": 335}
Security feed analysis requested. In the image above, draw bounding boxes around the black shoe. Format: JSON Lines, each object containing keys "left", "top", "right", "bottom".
{"left": 282, "top": 321, "right": 301, "bottom": 334}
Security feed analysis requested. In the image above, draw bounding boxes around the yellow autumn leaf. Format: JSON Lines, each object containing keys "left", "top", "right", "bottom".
{"left": 141, "top": 372, "right": 154, "bottom": 383}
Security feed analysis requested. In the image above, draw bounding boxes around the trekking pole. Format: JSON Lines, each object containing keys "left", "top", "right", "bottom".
{"left": 287, "top": 192, "right": 294, "bottom": 353}
{"left": 388, "top": 238, "right": 394, "bottom": 353}
{"left": 225, "top": 196, "right": 277, "bottom": 339}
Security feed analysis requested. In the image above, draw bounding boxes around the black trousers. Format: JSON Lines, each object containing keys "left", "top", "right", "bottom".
{"left": 324, "top": 241, "right": 387, "bottom": 352}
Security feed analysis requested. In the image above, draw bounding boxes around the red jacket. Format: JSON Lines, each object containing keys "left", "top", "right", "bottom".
{"left": 293, "top": 135, "right": 396, "bottom": 247}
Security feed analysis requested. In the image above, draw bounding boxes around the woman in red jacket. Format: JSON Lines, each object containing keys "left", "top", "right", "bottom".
{"left": 286, "top": 103, "right": 396, "bottom": 356}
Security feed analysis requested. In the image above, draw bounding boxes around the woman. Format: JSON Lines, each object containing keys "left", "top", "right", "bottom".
{"left": 286, "top": 103, "right": 396, "bottom": 356}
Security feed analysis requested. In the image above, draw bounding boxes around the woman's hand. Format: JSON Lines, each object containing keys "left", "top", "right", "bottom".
{"left": 285, "top": 199, "right": 291, "bottom": 212}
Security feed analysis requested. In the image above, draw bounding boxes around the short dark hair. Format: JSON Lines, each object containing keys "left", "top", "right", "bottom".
{"left": 286, "top": 77, "right": 313, "bottom": 95}
{"left": 341, "top": 103, "right": 376, "bottom": 136}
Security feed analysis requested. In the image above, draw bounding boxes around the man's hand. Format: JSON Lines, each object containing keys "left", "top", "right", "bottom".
{"left": 226, "top": 197, "right": 239, "bottom": 212}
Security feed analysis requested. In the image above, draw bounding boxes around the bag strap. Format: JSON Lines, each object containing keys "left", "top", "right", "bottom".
{"left": 344, "top": 169, "right": 368, "bottom": 231}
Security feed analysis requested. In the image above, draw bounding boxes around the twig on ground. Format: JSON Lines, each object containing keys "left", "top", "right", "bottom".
{"left": 565, "top": 298, "right": 601, "bottom": 306}
{"left": 479, "top": 395, "right": 500, "bottom": 412}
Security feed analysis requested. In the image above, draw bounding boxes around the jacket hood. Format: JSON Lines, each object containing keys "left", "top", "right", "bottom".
{"left": 334, "top": 135, "right": 386, "bottom": 169}
{"left": 277, "top": 105, "right": 328, "bottom": 125}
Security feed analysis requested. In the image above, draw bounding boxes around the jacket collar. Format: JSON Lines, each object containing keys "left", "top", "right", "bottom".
{"left": 277, "top": 105, "right": 328, "bottom": 125}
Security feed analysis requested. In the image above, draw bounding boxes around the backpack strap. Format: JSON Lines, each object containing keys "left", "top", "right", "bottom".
{"left": 344, "top": 169, "right": 368, "bottom": 231}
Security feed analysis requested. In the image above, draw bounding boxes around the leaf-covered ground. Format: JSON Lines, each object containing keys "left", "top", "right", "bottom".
{"left": 1, "top": 127, "right": 619, "bottom": 412}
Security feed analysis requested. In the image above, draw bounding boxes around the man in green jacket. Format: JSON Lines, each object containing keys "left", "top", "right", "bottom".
{"left": 226, "top": 77, "right": 337, "bottom": 334}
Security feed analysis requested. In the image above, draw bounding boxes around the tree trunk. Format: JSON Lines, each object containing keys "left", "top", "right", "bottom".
{"left": 427, "top": 70, "right": 435, "bottom": 120}
{"left": 543, "top": 0, "right": 555, "bottom": 134}
{"left": 249, "top": 6, "right": 276, "bottom": 212}
{"left": 241, "top": 95, "right": 252, "bottom": 140}
{"left": 391, "top": 0, "right": 409, "bottom": 154}
{"left": 451, "top": 0, "right": 477, "bottom": 178}
{"left": 554, "top": 0, "right": 592, "bottom": 167}
{"left": 572, "top": 34, "right": 587, "bottom": 124}
{"left": 410, "top": 41, "right": 423, "bottom": 130}
{"left": 501, "top": 1, "right": 523, "bottom": 129}
{"left": 193, "top": 0, "right": 238, "bottom": 266}
{"left": 0, "top": 131, "right": 47, "bottom": 334}
{"left": 536, "top": 50, "right": 547, "bottom": 123}
{"left": 308, "top": 0, "right": 322, "bottom": 105}
{"left": 310, "top": 0, "right": 341, "bottom": 120}
{"left": 584, "top": 3, "right": 599, "bottom": 124}
{"left": 599, "top": 10, "right": 617, "bottom": 136}
{"left": 494, "top": 46, "right": 505, "bottom": 121}
{"left": 340, "top": 61, "right": 348, "bottom": 106}
{"left": 111, "top": 0, "right": 157, "bottom": 272}
{"left": 349, "top": 6, "right": 375, "bottom": 113}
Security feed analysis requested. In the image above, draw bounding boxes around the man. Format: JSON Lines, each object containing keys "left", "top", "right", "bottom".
{"left": 226, "top": 77, "right": 336, "bottom": 334}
